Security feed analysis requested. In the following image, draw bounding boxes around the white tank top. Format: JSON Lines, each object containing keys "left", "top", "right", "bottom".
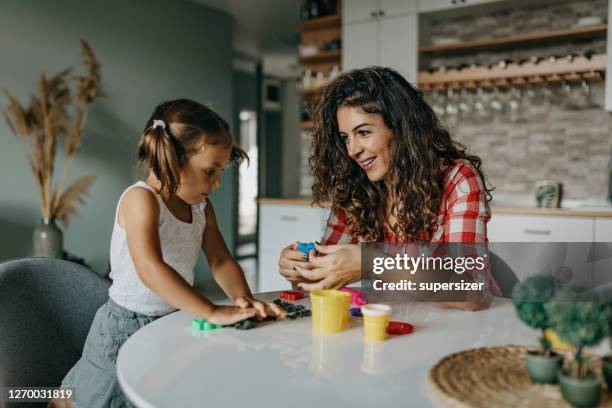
{"left": 108, "top": 181, "right": 207, "bottom": 315}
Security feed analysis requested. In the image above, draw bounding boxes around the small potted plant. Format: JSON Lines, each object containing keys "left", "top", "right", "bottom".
{"left": 599, "top": 295, "right": 612, "bottom": 389}
{"left": 546, "top": 298, "right": 608, "bottom": 408}
{"left": 512, "top": 276, "right": 562, "bottom": 384}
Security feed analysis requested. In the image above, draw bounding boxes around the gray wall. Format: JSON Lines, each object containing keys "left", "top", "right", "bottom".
{"left": 0, "top": 0, "right": 236, "bottom": 289}
{"left": 281, "top": 81, "right": 301, "bottom": 197}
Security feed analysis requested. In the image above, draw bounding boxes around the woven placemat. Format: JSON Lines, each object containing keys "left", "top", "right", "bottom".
{"left": 429, "top": 345, "right": 611, "bottom": 408}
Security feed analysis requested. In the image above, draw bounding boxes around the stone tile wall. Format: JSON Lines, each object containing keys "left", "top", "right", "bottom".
{"left": 429, "top": 0, "right": 611, "bottom": 200}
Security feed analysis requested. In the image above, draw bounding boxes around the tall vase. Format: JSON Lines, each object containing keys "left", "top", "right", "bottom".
{"left": 33, "top": 217, "right": 63, "bottom": 258}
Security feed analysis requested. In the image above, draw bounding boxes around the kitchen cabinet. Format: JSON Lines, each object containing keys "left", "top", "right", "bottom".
{"left": 343, "top": 0, "right": 417, "bottom": 24}
{"left": 417, "top": 0, "right": 504, "bottom": 14}
{"left": 488, "top": 213, "right": 598, "bottom": 285}
{"left": 488, "top": 214, "right": 594, "bottom": 242}
{"left": 595, "top": 217, "right": 612, "bottom": 241}
{"left": 343, "top": 13, "right": 418, "bottom": 83}
{"left": 605, "top": 0, "right": 612, "bottom": 111}
{"left": 258, "top": 203, "right": 329, "bottom": 292}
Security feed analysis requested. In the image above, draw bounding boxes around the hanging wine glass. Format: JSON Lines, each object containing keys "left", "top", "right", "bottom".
{"left": 430, "top": 88, "right": 446, "bottom": 118}
{"left": 444, "top": 87, "right": 460, "bottom": 128}
{"left": 458, "top": 87, "right": 474, "bottom": 120}
{"left": 474, "top": 86, "right": 493, "bottom": 124}
{"left": 507, "top": 85, "right": 524, "bottom": 123}
{"left": 490, "top": 84, "right": 509, "bottom": 120}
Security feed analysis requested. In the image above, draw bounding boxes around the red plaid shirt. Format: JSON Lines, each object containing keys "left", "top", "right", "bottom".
{"left": 320, "top": 161, "right": 501, "bottom": 296}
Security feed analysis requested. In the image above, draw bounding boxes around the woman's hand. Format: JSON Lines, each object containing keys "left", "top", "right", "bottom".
{"left": 235, "top": 296, "right": 287, "bottom": 319}
{"left": 278, "top": 242, "right": 310, "bottom": 286}
{"left": 207, "top": 305, "right": 258, "bottom": 325}
{"left": 294, "top": 243, "right": 361, "bottom": 291}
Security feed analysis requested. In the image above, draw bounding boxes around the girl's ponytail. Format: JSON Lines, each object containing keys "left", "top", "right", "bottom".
{"left": 137, "top": 119, "right": 184, "bottom": 197}
{"left": 137, "top": 99, "right": 247, "bottom": 196}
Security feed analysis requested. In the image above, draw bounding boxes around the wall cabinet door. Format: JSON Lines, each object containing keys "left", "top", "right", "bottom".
{"left": 342, "top": 20, "right": 379, "bottom": 71}
{"left": 417, "top": 0, "right": 503, "bottom": 13}
{"left": 343, "top": 0, "right": 379, "bottom": 24}
{"left": 343, "top": 14, "right": 418, "bottom": 83}
{"left": 343, "top": 0, "right": 418, "bottom": 24}
{"left": 379, "top": 14, "right": 418, "bottom": 84}
{"left": 379, "top": 0, "right": 418, "bottom": 17}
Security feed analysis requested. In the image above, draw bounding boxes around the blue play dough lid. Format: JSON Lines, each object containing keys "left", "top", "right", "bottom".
{"left": 297, "top": 242, "right": 316, "bottom": 254}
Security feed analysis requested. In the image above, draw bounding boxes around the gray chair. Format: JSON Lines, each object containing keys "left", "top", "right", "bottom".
{"left": 0, "top": 257, "right": 110, "bottom": 397}
{"left": 489, "top": 251, "right": 520, "bottom": 298}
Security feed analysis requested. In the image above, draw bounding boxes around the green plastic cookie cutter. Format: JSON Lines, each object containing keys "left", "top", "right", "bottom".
{"left": 192, "top": 318, "right": 222, "bottom": 331}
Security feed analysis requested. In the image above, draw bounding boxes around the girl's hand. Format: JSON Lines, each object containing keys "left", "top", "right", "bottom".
{"left": 235, "top": 296, "right": 287, "bottom": 320}
{"left": 294, "top": 243, "right": 361, "bottom": 291}
{"left": 207, "top": 305, "right": 258, "bottom": 325}
{"left": 278, "top": 242, "right": 310, "bottom": 285}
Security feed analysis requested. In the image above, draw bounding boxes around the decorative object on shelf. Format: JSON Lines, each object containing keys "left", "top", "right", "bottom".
{"left": 535, "top": 181, "right": 562, "bottom": 209}
{"left": 512, "top": 276, "right": 563, "bottom": 384}
{"left": 573, "top": 16, "right": 605, "bottom": 28}
{"left": 2, "top": 39, "right": 103, "bottom": 258}
{"left": 429, "top": 346, "right": 607, "bottom": 408}
{"left": 419, "top": 24, "right": 607, "bottom": 55}
{"left": 545, "top": 297, "right": 610, "bottom": 407}
{"left": 299, "top": 0, "right": 338, "bottom": 21}
{"left": 298, "top": 44, "right": 319, "bottom": 57}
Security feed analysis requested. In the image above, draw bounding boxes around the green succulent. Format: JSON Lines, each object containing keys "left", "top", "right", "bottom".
{"left": 512, "top": 276, "right": 560, "bottom": 352}
{"left": 546, "top": 297, "right": 610, "bottom": 378}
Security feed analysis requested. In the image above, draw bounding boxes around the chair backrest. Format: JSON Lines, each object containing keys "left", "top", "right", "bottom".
{"left": 489, "top": 251, "right": 520, "bottom": 298}
{"left": 0, "top": 257, "right": 110, "bottom": 388}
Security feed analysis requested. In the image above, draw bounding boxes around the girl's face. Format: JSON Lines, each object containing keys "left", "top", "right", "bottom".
{"left": 176, "top": 142, "right": 231, "bottom": 205}
{"left": 337, "top": 106, "right": 393, "bottom": 182}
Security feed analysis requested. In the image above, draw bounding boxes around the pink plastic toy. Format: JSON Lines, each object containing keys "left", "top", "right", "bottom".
{"left": 340, "top": 287, "right": 368, "bottom": 306}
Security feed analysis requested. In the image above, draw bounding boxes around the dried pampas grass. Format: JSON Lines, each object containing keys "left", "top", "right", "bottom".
{"left": 2, "top": 39, "right": 102, "bottom": 225}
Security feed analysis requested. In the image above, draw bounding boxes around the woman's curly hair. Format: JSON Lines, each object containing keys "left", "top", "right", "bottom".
{"left": 309, "top": 67, "right": 493, "bottom": 242}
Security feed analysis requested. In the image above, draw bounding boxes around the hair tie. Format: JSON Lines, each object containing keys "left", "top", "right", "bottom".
{"left": 152, "top": 119, "right": 166, "bottom": 130}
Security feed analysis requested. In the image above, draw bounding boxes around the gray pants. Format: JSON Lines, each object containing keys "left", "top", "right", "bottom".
{"left": 62, "top": 299, "right": 162, "bottom": 408}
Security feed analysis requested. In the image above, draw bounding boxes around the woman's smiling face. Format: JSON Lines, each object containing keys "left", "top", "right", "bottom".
{"left": 337, "top": 106, "right": 394, "bottom": 182}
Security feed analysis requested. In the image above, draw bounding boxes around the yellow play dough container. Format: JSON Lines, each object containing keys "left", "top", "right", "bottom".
{"left": 310, "top": 290, "right": 351, "bottom": 334}
{"left": 361, "top": 304, "right": 392, "bottom": 342}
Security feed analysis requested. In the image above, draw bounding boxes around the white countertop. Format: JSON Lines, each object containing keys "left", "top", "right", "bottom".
{"left": 259, "top": 196, "right": 612, "bottom": 217}
{"left": 116, "top": 293, "right": 609, "bottom": 408}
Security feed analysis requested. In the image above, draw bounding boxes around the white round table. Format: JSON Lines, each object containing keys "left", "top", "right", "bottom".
{"left": 116, "top": 294, "right": 571, "bottom": 408}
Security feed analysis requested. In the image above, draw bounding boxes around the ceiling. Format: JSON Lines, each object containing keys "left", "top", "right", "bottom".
{"left": 191, "top": 0, "right": 301, "bottom": 78}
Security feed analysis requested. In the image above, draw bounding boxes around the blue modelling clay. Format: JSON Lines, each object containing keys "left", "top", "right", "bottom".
{"left": 297, "top": 242, "right": 317, "bottom": 260}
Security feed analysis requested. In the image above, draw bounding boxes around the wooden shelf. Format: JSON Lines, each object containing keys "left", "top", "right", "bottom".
{"left": 299, "top": 86, "right": 327, "bottom": 99}
{"left": 299, "top": 121, "right": 315, "bottom": 129}
{"left": 418, "top": 53, "right": 606, "bottom": 88}
{"left": 298, "top": 14, "right": 341, "bottom": 31}
{"left": 299, "top": 49, "right": 341, "bottom": 65}
{"left": 419, "top": 24, "right": 607, "bottom": 54}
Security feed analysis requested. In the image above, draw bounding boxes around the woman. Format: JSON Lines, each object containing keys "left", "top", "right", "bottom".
{"left": 278, "top": 67, "right": 501, "bottom": 310}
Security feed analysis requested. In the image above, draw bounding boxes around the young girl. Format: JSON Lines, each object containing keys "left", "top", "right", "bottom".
{"left": 60, "top": 99, "right": 284, "bottom": 407}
